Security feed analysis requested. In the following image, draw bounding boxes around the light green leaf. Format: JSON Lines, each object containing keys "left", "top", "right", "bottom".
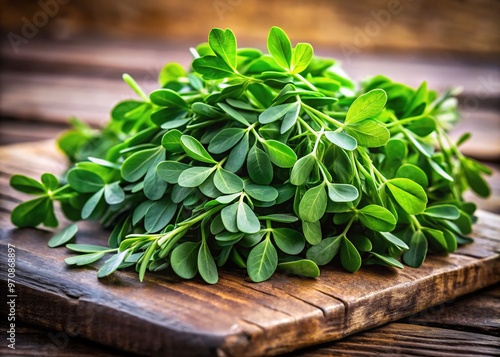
{"left": 65, "top": 252, "right": 106, "bottom": 266}
{"left": 244, "top": 184, "right": 279, "bottom": 202}
{"left": 386, "top": 178, "right": 427, "bottom": 215}
{"left": 267, "top": 26, "right": 292, "bottom": 70}
{"left": 209, "top": 28, "right": 237, "bottom": 69}
{"left": 291, "top": 43, "right": 313, "bottom": 74}
{"left": 180, "top": 135, "right": 217, "bottom": 164}
{"left": 324, "top": 131, "right": 357, "bottom": 151}
{"left": 358, "top": 204, "right": 396, "bottom": 232}
{"left": 327, "top": 183, "right": 359, "bottom": 203}
{"left": 345, "top": 89, "right": 387, "bottom": 124}
{"left": 48, "top": 224, "right": 78, "bottom": 248}
{"left": 345, "top": 119, "right": 390, "bottom": 147}
{"left": 150, "top": 89, "right": 187, "bottom": 108}
{"left": 192, "top": 56, "right": 234, "bottom": 80}
{"left": 423, "top": 204, "right": 460, "bottom": 220}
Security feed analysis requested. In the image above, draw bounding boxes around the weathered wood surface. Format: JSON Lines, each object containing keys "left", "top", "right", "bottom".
{"left": 2, "top": 0, "right": 500, "bottom": 56}
{"left": 0, "top": 140, "right": 499, "bottom": 356}
{"left": 1, "top": 285, "right": 498, "bottom": 357}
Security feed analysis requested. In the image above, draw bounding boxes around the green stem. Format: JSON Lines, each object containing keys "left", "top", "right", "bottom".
{"left": 294, "top": 73, "right": 318, "bottom": 91}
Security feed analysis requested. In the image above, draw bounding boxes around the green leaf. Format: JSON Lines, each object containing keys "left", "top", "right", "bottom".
{"left": 247, "top": 237, "right": 278, "bottom": 282}
{"left": 208, "top": 128, "right": 246, "bottom": 154}
{"left": 368, "top": 252, "right": 404, "bottom": 269}
{"left": 221, "top": 202, "right": 239, "bottom": 233}
{"left": 144, "top": 198, "right": 177, "bottom": 233}
{"left": 428, "top": 158, "right": 454, "bottom": 182}
{"left": 143, "top": 166, "right": 167, "bottom": 201}
{"left": 306, "top": 235, "right": 342, "bottom": 265}
{"left": 396, "top": 164, "right": 429, "bottom": 188}
{"left": 406, "top": 116, "right": 436, "bottom": 137}
{"left": 423, "top": 204, "right": 460, "bottom": 220}
{"left": 261, "top": 140, "right": 297, "bottom": 168}
{"left": 198, "top": 242, "right": 218, "bottom": 284}
{"left": 340, "top": 238, "right": 362, "bottom": 272}
{"left": 403, "top": 230, "right": 428, "bottom": 267}
{"left": 259, "top": 102, "right": 298, "bottom": 124}
{"left": 267, "top": 26, "right": 292, "bottom": 70}
{"left": 423, "top": 227, "right": 448, "bottom": 253}
{"left": 178, "top": 166, "right": 214, "bottom": 187}
{"left": 217, "top": 103, "right": 251, "bottom": 126}
{"left": 209, "top": 28, "right": 237, "bottom": 69}
{"left": 358, "top": 205, "right": 397, "bottom": 232}
{"left": 345, "top": 89, "right": 387, "bottom": 124}
{"left": 299, "top": 184, "right": 327, "bottom": 222}
{"left": 158, "top": 62, "right": 186, "bottom": 86}
{"left": 324, "top": 131, "right": 357, "bottom": 151}
{"left": 386, "top": 178, "right": 428, "bottom": 215}
{"left": 157, "top": 161, "right": 190, "bottom": 184}
{"left": 463, "top": 161, "right": 490, "bottom": 197}
{"left": 225, "top": 132, "right": 249, "bottom": 172}
{"left": 380, "top": 232, "right": 409, "bottom": 250}
{"left": 247, "top": 146, "right": 273, "bottom": 185}
{"left": 139, "top": 240, "right": 157, "bottom": 281}
{"left": 290, "top": 154, "right": 316, "bottom": 186}
{"left": 48, "top": 224, "right": 78, "bottom": 248}
{"left": 66, "top": 244, "right": 110, "bottom": 253}
{"left": 272, "top": 228, "right": 305, "bottom": 255}
{"left": 345, "top": 119, "right": 390, "bottom": 147}
{"left": 171, "top": 242, "right": 199, "bottom": 279}
{"left": 192, "top": 56, "right": 234, "bottom": 80}
{"left": 244, "top": 184, "right": 278, "bottom": 202}
{"left": 214, "top": 167, "right": 244, "bottom": 194}
{"left": 97, "top": 250, "right": 128, "bottom": 278}
{"left": 150, "top": 89, "right": 187, "bottom": 108}
{"left": 161, "top": 129, "right": 183, "bottom": 152}
{"left": 281, "top": 101, "right": 300, "bottom": 134}
{"left": 258, "top": 214, "right": 298, "bottom": 223}
{"left": 303, "top": 220, "right": 322, "bottom": 245}
{"left": 104, "top": 182, "right": 125, "bottom": 205}
{"left": 41, "top": 173, "right": 59, "bottom": 191}
{"left": 81, "top": 188, "right": 104, "bottom": 219}
{"left": 121, "top": 147, "right": 165, "bottom": 182}
{"left": 277, "top": 259, "right": 320, "bottom": 278}
{"left": 327, "top": 183, "right": 359, "bottom": 203}
{"left": 67, "top": 169, "right": 105, "bottom": 193}
{"left": 65, "top": 252, "right": 106, "bottom": 266}
{"left": 180, "top": 135, "right": 217, "bottom": 164}
{"left": 237, "top": 201, "right": 261, "bottom": 234}
{"left": 291, "top": 43, "right": 313, "bottom": 74}
{"left": 10, "top": 174, "right": 46, "bottom": 195}
{"left": 215, "top": 231, "right": 244, "bottom": 246}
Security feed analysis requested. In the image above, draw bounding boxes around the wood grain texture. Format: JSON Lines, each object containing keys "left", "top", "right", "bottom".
{"left": 1, "top": 0, "right": 499, "bottom": 56}
{"left": 295, "top": 322, "right": 500, "bottom": 357}
{"left": 0, "top": 140, "right": 499, "bottom": 356}
{"left": 406, "top": 284, "right": 500, "bottom": 336}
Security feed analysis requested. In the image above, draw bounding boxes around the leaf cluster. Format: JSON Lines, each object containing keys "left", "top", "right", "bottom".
{"left": 10, "top": 27, "right": 491, "bottom": 283}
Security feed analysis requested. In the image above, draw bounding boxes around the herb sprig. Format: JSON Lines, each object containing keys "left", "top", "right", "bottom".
{"left": 10, "top": 27, "right": 491, "bottom": 283}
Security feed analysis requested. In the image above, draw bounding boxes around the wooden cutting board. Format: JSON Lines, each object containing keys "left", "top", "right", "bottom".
{"left": 1, "top": 141, "right": 499, "bottom": 357}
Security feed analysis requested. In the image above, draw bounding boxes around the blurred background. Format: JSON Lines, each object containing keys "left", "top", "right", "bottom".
{"left": 0, "top": 0, "right": 499, "bottom": 210}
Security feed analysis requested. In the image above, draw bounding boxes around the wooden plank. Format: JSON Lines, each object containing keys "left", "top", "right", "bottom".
{"left": 296, "top": 323, "right": 500, "bottom": 356}
{"left": 406, "top": 284, "right": 500, "bottom": 336}
{"left": 2, "top": 0, "right": 500, "bottom": 56}
{"left": 0, "top": 140, "right": 499, "bottom": 356}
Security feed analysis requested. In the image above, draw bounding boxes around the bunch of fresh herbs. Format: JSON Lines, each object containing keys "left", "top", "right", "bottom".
{"left": 10, "top": 27, "right": 491, "bottom": 283}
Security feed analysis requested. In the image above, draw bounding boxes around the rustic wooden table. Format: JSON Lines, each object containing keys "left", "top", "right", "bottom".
{"left": 1, "top": 38, "right": 499, "bottom": 356}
